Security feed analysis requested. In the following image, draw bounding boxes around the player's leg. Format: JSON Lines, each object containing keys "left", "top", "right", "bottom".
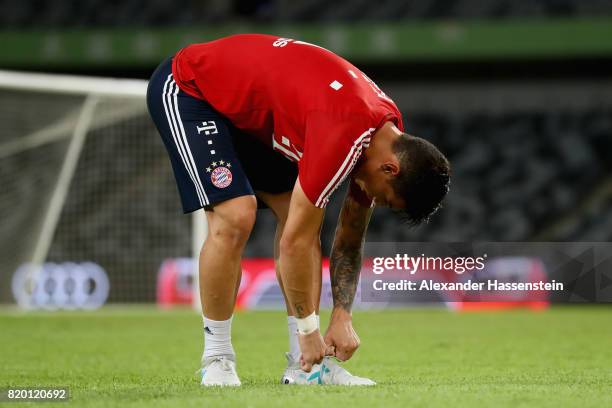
{"left": 197, "top": 196, "right": 255, "bottom": 386}
{"left": 147, "top": 57, "right": 256, "bottom": 386}
{"left": 260, "top": 191, "right": 292, "bottom": 314}
{"left": 199, "top": 196, "right": 255, "bottom": 321}
{"left": 256, "top": 191, "right": 323, "bottom": 382}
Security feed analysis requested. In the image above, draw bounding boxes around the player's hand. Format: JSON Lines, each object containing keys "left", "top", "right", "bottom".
{"left": 324, "top": 308, "right": 360, "bottom": 361}
{"left": 298, "top": 329, "right": 333, "bottom": 372}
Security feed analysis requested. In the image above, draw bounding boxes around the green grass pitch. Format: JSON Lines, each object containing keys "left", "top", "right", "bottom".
{"left": 1, "top": 307, "right": 611, "bottom": 407}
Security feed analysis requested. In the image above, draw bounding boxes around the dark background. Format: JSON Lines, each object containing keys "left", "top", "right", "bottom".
{"left": 1, "top": 0, "right": 611, "bottom": 302}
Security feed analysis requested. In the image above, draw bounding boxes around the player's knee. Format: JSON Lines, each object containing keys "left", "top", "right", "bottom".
{"left": 279, "top": 234, "right": 310, "bottom": 258}
{"left": 210, "top": 217, "right": 254, "bottom": 250}
{"left": 209, "top": 199, "right": 256, "bottom": 249}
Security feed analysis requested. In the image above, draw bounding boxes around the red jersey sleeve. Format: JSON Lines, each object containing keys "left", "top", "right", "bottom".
{"left": 298, "top": 111, "right": 375, "bottom": 208}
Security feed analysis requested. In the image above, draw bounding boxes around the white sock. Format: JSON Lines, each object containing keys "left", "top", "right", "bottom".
{"left": 287, "top": 314, "right": 320, "bottom": 361}
{"left": 203, "top": 315, "right": 235, "bottom": 363}
{"left": 287, "top": 316, "right": 300, "bottom": 360}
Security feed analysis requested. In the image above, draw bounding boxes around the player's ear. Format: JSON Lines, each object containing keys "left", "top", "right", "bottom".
{"left": 381, "top": 162, "right": 400, "bottom": 176}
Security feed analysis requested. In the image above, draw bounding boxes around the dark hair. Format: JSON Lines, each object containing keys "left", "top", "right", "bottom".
{"left": 390, "top": 134, "right": 451, "bottom": 225}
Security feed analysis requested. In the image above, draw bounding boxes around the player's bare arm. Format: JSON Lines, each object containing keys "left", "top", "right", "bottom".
{"left": 325, "top": 185, "right": 373, "bottom": 361}
{"left": 279, "top": 179, "right": 330, "bottom": 371}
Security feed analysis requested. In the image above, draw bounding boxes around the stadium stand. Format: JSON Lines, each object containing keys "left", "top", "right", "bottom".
{"left": 2, "top": 0, "right": 612, "bottom": 27}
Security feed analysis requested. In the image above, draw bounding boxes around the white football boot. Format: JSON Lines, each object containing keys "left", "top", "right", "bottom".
{"left": 281, "top": 353, "right": 318, "bottom": 385}
{"left": 200, "top": 356, "right": 241, "bottom": 386}
{"left": 281, "top": 353, "right": 376, "bottom": 386}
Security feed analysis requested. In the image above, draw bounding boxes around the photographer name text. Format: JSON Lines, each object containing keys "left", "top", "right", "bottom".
{"left": 372, "top": 279, "right": 564, "bottom": 292}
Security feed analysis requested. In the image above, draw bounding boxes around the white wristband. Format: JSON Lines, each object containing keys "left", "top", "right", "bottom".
{"left": 296, "top": 312, "right": 318, "bottom": 335}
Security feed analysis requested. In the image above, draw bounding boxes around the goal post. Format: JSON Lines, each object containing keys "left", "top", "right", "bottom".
{"left": 0, "top": 70, "right": 205, "bottom": 310}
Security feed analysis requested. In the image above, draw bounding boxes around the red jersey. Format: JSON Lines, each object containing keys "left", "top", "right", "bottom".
{"left": 172, "top": 34, "right": 404, "bottom": 207}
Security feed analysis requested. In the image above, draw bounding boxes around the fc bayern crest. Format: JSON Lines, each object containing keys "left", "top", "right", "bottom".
{"left": 211, "top": 166, "right": 233, "bottom": 188}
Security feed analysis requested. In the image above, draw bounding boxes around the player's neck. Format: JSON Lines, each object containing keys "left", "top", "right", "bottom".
{"left": 367, "top": 121, "right": 401, "bottom": 158}
{"left": 354, "top": 121, "right": 400, "bottom": 182}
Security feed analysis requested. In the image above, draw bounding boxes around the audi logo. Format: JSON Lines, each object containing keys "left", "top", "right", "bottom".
{"left": 12, "top": 262, "right": 110, "bottom": 310}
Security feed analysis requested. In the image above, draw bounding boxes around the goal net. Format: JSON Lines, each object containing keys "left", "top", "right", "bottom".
{"left": 0, "top": 70, "right": 204, "bottom": 309}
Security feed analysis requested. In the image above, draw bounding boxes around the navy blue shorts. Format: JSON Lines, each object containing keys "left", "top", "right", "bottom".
{"left": 147, "top": 58, "right": 298, "bottom": 213}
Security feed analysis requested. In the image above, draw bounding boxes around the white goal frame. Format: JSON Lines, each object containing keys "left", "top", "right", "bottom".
{"left": 0, "top": 70, "right": 206, "bottom": 310}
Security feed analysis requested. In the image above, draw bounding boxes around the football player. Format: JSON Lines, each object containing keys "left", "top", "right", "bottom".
{"left": 147, "top": 34, "right": 450, "bottom": 386}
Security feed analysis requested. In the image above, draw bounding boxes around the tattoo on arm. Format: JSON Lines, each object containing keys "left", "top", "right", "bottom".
{"left": 330, "top": 244, "right": 362, "bottom": 311}
{"left": 330, "top": 194, "right": 372, "bottom": 311}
